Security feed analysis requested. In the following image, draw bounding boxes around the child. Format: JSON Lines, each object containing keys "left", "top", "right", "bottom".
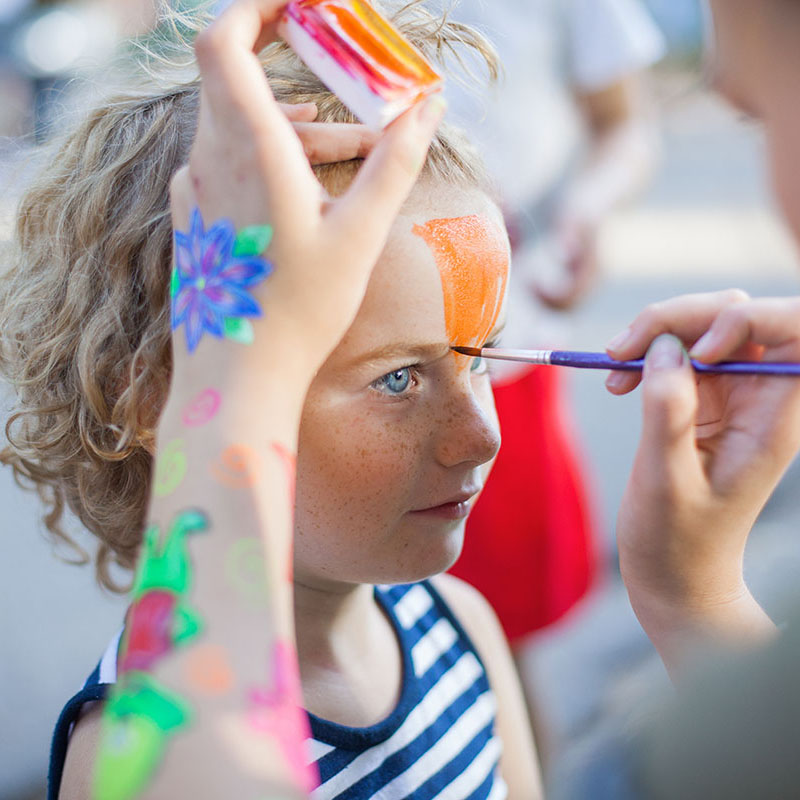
{"left": 2, "top": 3, "right": 540, "bottom": 798}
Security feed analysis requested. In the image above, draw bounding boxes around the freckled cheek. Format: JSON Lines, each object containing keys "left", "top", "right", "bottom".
{"left": 295, "top": 410, "right": 426, "bottom": 541}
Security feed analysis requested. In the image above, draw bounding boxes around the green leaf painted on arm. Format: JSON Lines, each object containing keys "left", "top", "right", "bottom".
{"left": 223, "top": 317, "right": 255, "bottom": 345}
{"left": 233, "top": 224, "right": 273, "bottom": 257}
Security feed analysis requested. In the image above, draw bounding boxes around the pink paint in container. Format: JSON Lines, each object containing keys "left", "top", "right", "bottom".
{"left": 279, "top": 0, "right": 444, "bottom": 129}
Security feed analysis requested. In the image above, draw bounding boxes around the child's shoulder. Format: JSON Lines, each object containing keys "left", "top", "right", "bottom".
{"left": 428, "top": 573, "right": 516, "bottom": 684}
{"left": 429, "top": 573, "right": 505, "bottom": 643}
{"left": 58, "top": 702, "right": 105, "bottom": 800}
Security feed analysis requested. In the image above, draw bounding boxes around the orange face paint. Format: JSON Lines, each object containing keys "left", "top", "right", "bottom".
{"left": 412, "top": 215, "right": 509, "bottom": 368}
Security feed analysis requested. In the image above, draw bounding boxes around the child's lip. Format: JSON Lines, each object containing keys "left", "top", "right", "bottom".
{"left": 410, "top": 486, "right": 481, "bottom": 514}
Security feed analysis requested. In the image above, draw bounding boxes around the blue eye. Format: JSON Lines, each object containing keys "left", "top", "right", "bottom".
{"left": 374, "top": 367, "right": 412, "bottom": 395}
{"left": 470, "top": 356, "right": 486, "bottom": 374}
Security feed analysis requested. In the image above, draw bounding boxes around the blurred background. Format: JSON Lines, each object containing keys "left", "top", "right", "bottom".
{"left": 1, "top": 1, "right": 800, "bottom": 798}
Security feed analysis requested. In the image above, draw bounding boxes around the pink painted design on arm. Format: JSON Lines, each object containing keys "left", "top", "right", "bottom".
{"left": 181, "top": 388, "right": 222, "bottom": 427}
{"left": 270, "top": 442, "right": 297, "bottom": 507}
{"left": 247, "top": 640, "right": 317, "bottom": 794}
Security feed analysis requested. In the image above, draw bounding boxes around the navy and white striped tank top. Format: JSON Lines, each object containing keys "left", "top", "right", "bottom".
{"left": 49, "top": 580, "right": 507, "bottom": 800}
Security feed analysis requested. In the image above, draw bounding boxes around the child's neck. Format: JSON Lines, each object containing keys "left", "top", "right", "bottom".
{"left": 293, "top": 578, "right": 403, "bottom": 727}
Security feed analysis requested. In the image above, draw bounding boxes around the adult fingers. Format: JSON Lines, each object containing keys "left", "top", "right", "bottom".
{"left": 690, "top": 297, "right": 800, "bottom": 363}
{"left": 635, "top": 335, "right": 704, "bottom": 495}
{"left": 293, "top": 122, "right": 378, "bottom": 165}
{"left": 606, "top": 289, "right": 752, "bottom": 361}
{"left": 605, "top": 370, "right": 641, "bottom": 395}
{"left": 326, "top": 95, "right": 446, "bottom": 257}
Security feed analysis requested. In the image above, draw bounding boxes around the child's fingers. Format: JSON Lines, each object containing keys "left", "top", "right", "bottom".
{"left": 193, "top": 0, "right": 288, "bottom": 126}
{"left": 690, "top": 297, "right": 800, "bottom": 363}
{"left": 326, "top": 95, "right": 446, "bottom": 255}
{"left": 636, "top": 335, "right": 704, "bottom": 491}
{"left": 606, "top": 289, "right": 752, "bottom": 360}
{"left": 280, "top": 102, "right": 319, "bottom": 122}
{"left": 293, "top": 122, "right": 378, "bottom": 165}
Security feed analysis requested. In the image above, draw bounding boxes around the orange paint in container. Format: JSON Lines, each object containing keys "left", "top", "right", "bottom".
{"left": 413, "top": 215, "right": 509, "bottom": 369}
{"left": 279, "top": 0, "right": 443, "bottom": 128}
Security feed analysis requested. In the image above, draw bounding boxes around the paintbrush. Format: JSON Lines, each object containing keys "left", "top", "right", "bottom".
{"left": 451, "top": 346, "right": 800, "bottom": 376}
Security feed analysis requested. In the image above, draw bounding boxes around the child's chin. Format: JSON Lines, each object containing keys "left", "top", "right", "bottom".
{"left": 378, "top": 527, "right": 465, "bottom": 585}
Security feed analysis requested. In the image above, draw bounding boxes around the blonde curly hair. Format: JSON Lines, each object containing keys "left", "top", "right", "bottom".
{"left": 0, "top": 1, "right": 498, "bottom": 592}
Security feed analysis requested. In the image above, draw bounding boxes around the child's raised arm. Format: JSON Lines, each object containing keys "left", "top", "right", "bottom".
{"left": 88, "top": 1, "right": 446, "bottom": 797}
{"left": 604, "top": 290, "right": 800, "bottom": 680}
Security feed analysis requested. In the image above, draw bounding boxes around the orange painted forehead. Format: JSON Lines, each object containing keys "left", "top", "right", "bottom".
{"left": 412, "top": 214, "right": 509, "bottom": 352}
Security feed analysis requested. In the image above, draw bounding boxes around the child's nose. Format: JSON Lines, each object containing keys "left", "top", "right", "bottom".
{"left": 432, "top": 383, "right": 500, "bottom": 468}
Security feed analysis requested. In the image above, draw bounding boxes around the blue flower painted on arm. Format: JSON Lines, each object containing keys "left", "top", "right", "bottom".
{"left": 171, "top": 208, "right": 273, "bottom": 354}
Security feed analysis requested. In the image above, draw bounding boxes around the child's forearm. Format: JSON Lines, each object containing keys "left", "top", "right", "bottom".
{"left": 92, "top": 337, "right": 316, "bottom": 799}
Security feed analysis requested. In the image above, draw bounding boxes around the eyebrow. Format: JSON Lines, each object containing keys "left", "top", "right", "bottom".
{"left": 346, "top": 319, "right": 509, "bottom": 369}
{"left": 345, "top": 342, "right": 452, "bottom": 369}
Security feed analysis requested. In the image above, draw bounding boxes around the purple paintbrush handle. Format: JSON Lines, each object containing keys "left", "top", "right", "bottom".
{"left": 551, "top": 351, "right": 800, "bottom": 376}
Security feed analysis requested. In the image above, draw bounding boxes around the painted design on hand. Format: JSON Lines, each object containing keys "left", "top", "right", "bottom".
{"left": 171, "top": 208, "right": 273, "bottom": 353}
{"left": 413, "top": 215, "right": 509, "bottom": 370}
{"left": 183, "top": 643, "right": 235, "bottom": 695}
{"left": 181, "top": 388, "right": 222, "bottom": 427}
{"left": 93, "top": 510, "right": 208, "bottom": 800}
{"left": 210, "top": 444, "right": 260, "bottom": 489}
{"left": 152, "top": 439, "right": 188, "bottom": 498}
{"left": 247, "top": 640, "right": 317, "bottom": 794}
{"left": 225, "top": 537, "right": 269, "bottom": 603}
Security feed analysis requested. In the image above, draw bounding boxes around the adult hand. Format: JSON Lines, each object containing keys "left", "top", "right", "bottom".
{"left": 605, "top": 291, "right": 800, "bottom": 671}
{"left": 532, "top": 214, "right": 599, "bottom": 310}
{"left": 169, "top": 0, "right": 445, "bottom": 382}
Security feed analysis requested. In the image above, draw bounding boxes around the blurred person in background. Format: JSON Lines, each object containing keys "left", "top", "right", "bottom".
{"left": 447, "top": 0, "right": 666, "bottom": 769}
{"left": 556, "top": 1, "right": 800, "bottom": 796}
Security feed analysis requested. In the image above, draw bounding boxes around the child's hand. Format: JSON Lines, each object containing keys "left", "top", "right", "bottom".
{"left": 281, "top": 101, "right": 378, "bottom": 164}
{"left": 605, "top": 291, "right": 800, "bottom": 672}
{"left": 169, "top": 0, "right": 445, "bottom": 383}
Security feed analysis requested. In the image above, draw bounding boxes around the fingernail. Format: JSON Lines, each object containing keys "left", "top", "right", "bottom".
{"left": 605, "top": 371, "right": 627, "bottom": 391}
{"left": 690, "top": 331, "right": 716, "bottom": 358}
{"left": 419, "top": 94, "right": 447, "bottom": 125}
{"left": 646, "top": 334, "right": 687, "bottom": 371}
{"left": 606, "top": 327, "right": 631, "bottom": 353}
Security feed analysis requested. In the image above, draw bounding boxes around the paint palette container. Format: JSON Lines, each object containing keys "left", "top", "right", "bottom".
{"left": 279, "top": 0, "right": 444, "bottom": 129}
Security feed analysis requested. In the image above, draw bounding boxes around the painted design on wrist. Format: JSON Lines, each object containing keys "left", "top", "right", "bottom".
{"left": 181, "top": 387, "right": 222, "bottom": 427}
{"left": 225, "top": 537, "right": 270, "bottom": 603}
{"left": 171, "top": 208, "right": 273, "bottom": 353}
{"left": 152, "top": 438, "right": 188, "bottom": 497}
{"left": 183, "top": 643, "right": 235, "bottom": 695}
{"left": 93, "top": 510, "right": 208, "bottom": 800}
{"left": 210, "top": 443, "right": 261, "bottom": 489}
{"left": 247, "top": 640, "right": 318, "bottom": 793}
{"left": 270, "top": 442, "right": 298, "bottom": 582}
{"left": 271, "top": 442, "right": 297, "bottom": 507}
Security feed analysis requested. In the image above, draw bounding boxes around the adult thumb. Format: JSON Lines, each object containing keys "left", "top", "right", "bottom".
{"left": 637, "top": 334, "right": 701, "bottom": 485}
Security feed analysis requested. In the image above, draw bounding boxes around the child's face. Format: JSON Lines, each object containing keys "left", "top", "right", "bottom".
{"left": 294, "top": 182, "right": 508, "bottom": 588}
{"left": 710, "top": 0, "right": 800, "bottom": 239}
